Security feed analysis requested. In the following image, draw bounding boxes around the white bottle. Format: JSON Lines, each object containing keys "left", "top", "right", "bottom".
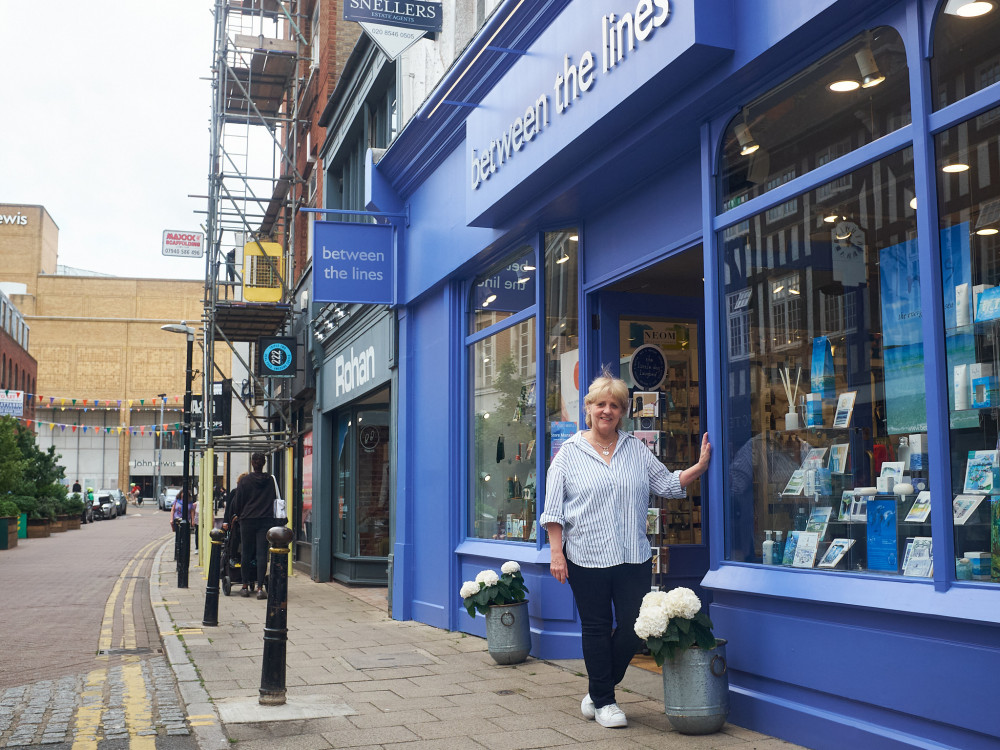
{"left": 762, "top": 530, "right": 774, "bottom": 566}
{"left": 897, "top": 436, "right": 910, "bottom": 471}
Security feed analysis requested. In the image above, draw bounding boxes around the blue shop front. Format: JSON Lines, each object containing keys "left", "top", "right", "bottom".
{"left": 367, "top": 0, "right": 1000, "bottom": 747}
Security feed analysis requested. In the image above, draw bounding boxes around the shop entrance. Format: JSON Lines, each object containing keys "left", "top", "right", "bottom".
{"left": 593, "top": 244, "right": 709, "bottom": 598}
{"left": 331, "top": 386, "right": 391, "bottom": 584}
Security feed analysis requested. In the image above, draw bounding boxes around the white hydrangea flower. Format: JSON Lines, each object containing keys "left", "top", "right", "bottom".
{"left": 634, "top": 591, "right": 671, "bottom": 640}
{"left": 665, "top": 587, "right": 702, "bottom": 620}
{"left": 459, "top": 581, "right": 481, "bottom": 599}
{"left": 475, "top": 569, "right": 500, "bottom": 587}
{"left": 501, "top": 561, "right": 520, "bottom": 575}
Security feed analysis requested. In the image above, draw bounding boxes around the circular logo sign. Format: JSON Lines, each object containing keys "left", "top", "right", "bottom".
{"left": 263, "top": 342, "right": 293, "bottom": 373}
{"left": 629, "top": 344, "right": 666, "bottom": 390}
{"left": 359, "top": 425, "right": 381, "bottom": 452}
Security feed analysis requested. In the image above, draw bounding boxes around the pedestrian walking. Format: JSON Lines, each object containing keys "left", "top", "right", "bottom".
{"left": 540, "top": 368, "right": 712, "bottom": 729}
{"left": 230, "top": 454, "right": 277, "bottom": 599}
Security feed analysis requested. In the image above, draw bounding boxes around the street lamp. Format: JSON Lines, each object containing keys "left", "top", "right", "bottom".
{"left": 156, "top": 393, "right": 167, "bottom": 507}
{"left": 162, "top": 321, "right": 195, "bottom": 588}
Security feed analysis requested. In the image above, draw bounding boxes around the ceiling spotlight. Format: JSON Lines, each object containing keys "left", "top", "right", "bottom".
{"left": 976, "top": 227, "right": 999, "bottom": 235}
{"left": 835, "top": 226, "right": 853, "bottom": 240}
{"left": 855, "top": 36, "right": 885, "bottom": 88}
{"left": 556, "top": 254, "right": 570, "bottom": 264}
{"left": 829, "top": 79, "right": 860, "bottom": 92}
{"left": 734, "top": 121, "right": 759, "bottom": 156}
{"left": 909, "top": 197, "right": 918, "bottom": 210}
{"left": 569, "top": 235, "right": 579, "bottom": 242}
{"left": 773, "top": 284, "right": 785, "bottom": 294}
{"left": 944, "top": 0, "right": 995, "bottom": 16}
{"left": 486, "top": 294, "right": 497, "bottom": 304}
{"left": 942, "top": 163, "right": 970, "bottom": 173}
{"left": 823, "top": 212, "right": 841, "bottom": 223}
{"left": 521, "top": 263, "right": 536, "bottom": 271}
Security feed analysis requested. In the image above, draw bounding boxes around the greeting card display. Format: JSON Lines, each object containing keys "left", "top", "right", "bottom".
{"left": 832, "top": 391, "right": 857, "bottom": 428}
{"left": 818, "top": 538, "right": 856, "bottom": 568}
{"left": 901, "top": 537, "right": 933, "bottom": 577}
{"left": 953, "top": 494, "right": 985, "bottom": 525}
{"left": 903, "top": 491, "right": 932, "bottom": 523}
{"left": 792, "top": 531, "right": 821, "bottom": 568}
{"left": 647, "top": 507, "right": 661, "bottom": 535}
{"left": 631, "top": 392, "right": 660, "bottom": 418}
{"left": 782, "top": 470, "right": 806, "bottom": 496}
{"left": 838, "top": 490, "right": 854, "bottom": 521}
{"left": 963, "top": 450, "right": 998, "bottom": 494}
{"left": 781, "top": 530, "right": 801, "bottom": 566}
{"left": 805, "top": 506, "right": 833, "bottom": 538}
{"left": 828, "top": 444, "right": 849, "bottom": 473}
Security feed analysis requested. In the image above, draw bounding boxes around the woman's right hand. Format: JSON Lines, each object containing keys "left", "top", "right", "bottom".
{"left": 550, "top": 552, "right": 568, "bottom": 584}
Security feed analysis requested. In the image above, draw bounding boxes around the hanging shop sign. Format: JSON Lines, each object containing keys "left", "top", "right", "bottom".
{"left": 464, "top": 0, "right": 734, "bottom": 225}
{"left": 259, "top": 336, "right": 297, "bottom": 378}
{"left": 344, "top": 0, "right": 443, "bottom": 59}
{"left": 0, "top": 390, "right": 24, "bottom": 417}
{"left": 312, "top": 221, "right": 394, "bottom": 305}
{"left": 162, "top": 230, "right": 204, "bottom": 258}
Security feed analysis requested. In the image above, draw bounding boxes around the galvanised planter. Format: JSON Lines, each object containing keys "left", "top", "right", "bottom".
{"left": 661, "top": 638, "right": 729, "bottom": 734}
{"left": 484, "top": 600, "right": 531, "bottom": 665}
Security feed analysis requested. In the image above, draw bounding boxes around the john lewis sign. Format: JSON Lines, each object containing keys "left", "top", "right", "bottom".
{"left": 464, "top": 0, "right": 734, "bottom": 225}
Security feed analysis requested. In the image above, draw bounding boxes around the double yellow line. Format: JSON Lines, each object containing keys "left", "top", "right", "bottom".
{"left": 71, "top": 536, "right": 165, "bottom": 750}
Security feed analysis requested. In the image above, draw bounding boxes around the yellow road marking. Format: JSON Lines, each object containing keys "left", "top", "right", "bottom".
{"left": 70, "top": 667, "right": 106, "bottom": 750}
{"left": 122, "top": 661, "right": 156, "bottom": 750}
{"left": 187, "top": 715, "right": 214, "bottom": 720}
{"left": 189, "top": 721, "right": 215, "bottom": 726}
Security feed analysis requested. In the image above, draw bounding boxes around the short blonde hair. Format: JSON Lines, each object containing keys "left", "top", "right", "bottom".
{"left": 583, "top": 369, "right": 629, "bottom": 428}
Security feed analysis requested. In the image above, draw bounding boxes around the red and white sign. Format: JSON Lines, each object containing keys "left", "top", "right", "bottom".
{"left": 162, "top": 230, "right": 204, "bottom": 258}
{"left": 0, "top": 390, "right": 24, "bottom": 417}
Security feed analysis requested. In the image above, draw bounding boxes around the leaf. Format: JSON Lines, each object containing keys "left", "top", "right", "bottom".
{"left": 694, "top": 612, "right": 714, "bottom": 630}
{"left": 465, "top": 603, "right": 477, "bottom": 619}
{"left": 647, "top": 636, "right": 663, "bottom": 652}
{"left": 678, "top": 631, "right": 696, "bottom": 651}
{"left": 694, "top": 628, "right": 717, "bottom": 650}
{"left": 675, "top": 617, "right": 691, "bottom": 634}
{"left": 475, "top": 588, "right": 492, "bottom": 607}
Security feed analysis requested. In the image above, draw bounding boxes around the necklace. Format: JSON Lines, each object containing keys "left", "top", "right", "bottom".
{"left": 592, "top": 435, "right": 616, "bottom": 456}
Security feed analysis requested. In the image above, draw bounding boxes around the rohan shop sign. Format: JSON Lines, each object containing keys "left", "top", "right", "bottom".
{"left": 464, "top": 0, "right": 734, "bottom": 226}
{"left": 320, "top": 314, "right": 393, "bottom": 411}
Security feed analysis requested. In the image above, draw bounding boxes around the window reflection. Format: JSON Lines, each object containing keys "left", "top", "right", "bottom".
{"left": 932, "top": 0, "right": 1000, "bottom": 110}
{"left": 469, "top": 246, "right": 536, "bottom": 332}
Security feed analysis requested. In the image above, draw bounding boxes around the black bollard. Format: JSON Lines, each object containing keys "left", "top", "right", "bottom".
{"left": 202, "top": 528, "right": 226, "bottom": 627}
{"left": 259, "top": 526, "right": 294, "bottom": 705}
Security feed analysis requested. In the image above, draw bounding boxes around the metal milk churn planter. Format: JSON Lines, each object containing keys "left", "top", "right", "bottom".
{"left": 661, "top": 638, "right": 730, "bottom": 734}
{"left": 484, "top": 600, "right": 531, "bottom": 664}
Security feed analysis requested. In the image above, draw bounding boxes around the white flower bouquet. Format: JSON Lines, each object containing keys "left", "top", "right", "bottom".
{"left": 634, "top": 587, "right": 717, "bottom": 665}
{"left": 460, "top": 561, "right": 529, "bottom": 617}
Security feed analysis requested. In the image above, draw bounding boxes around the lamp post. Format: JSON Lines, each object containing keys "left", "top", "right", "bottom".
{"left": 156, "top": 393, "right": 166, "bottom": 506}
{"left": 162, "top": 321, "right": 195, "bottom": 588}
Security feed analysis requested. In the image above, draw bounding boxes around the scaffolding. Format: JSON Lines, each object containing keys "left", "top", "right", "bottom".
{"left": 202, "top": 0, "right": 308, "bottom": 460}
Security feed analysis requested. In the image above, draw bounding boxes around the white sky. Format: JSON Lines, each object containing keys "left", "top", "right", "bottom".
{"left": 1, "top": 2, "right": 216, "bottom": 280}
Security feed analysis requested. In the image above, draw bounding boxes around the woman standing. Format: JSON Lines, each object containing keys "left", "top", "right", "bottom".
{"left": 230, "top": 453, "right": 277, "bottom": 599}
{"left": 540, "top": 370, "right": 711, "bottom": 728}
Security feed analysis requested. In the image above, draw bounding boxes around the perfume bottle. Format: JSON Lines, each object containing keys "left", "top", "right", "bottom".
{"left": 762, "top": 530, "right": 774, "bottom": 565}
{"left": 773, "top": 530, "right": 785, "bottom": 564}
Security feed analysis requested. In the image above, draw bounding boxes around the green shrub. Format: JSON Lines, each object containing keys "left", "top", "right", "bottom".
{"left": 11, "top": 495, "right": 37, "bottom": 517}
{"left": 0, "top": 499, "right": 20, "bottom": 518}
{"left": 32, "top": 496, "right": 57, "bottom": 521}
{"left": 59, "top": 494, "right": 84, "bottom": 515}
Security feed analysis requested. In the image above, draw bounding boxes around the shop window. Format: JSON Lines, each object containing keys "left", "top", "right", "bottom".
{"left": 932, "top": 0, "right": 1000, "bottom": 111}
{"left": 543, "top": 229, "right": 579, "bottom": 470}
{"left": 469, "top": 247, "right": 536, "bottom": 332}
{"left": 469, "top": 246, "right": 538, "bottom": 541}
{"left": 936, "top": 102, "right": 1000, "bottom": 586}
{"left": 721, "top": 149, "right": 926, "bottom": 575}
{"left": 719, "top": 27, "right": 909, "bottom": 213}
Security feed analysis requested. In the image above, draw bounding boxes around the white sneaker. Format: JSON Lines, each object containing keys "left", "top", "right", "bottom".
{"left": 594, "top": 702, "right": 627, "bottom": 728}
{"left": 581, "top": 693, "right": 595, "bottom": 720}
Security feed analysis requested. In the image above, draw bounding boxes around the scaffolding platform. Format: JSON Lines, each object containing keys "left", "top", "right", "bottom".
{"left": 212, "top": 301, "right": 292, "bottom": 342}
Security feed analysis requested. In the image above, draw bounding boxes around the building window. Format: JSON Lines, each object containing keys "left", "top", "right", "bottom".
{"left": 469, "top": 246, "right": 538, "bottom": 541}
{"left": 720, "top": 148, "right": 921, "bottom": 575}
{"left": 718, "top": 27, "right": 909, "bottom": 213}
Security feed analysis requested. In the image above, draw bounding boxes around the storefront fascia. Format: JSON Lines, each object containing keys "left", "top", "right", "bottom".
{"left": 371, "top": 1, "right": 1000, "bottom": 747}
{"left": 312, "top": 310, "right": 396, "bottom": 585}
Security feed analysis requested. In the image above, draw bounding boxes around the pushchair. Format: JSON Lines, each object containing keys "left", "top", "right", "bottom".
{"left": 220, "top": 517, "right": 244, "bottom": 596}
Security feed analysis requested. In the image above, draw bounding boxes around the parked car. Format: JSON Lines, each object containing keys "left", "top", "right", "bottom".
{"left": 159, "top": 487, "right": 181, "bottom": 512}
{"left": 92, "top": 492, "right": 118, "bottom": 520}
{"left": 99, "top": 489, "right": 127, "bottom": 517}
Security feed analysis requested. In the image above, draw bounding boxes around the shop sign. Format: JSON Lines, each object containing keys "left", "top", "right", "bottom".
{"left": 313, "top": 221, "right": 394, "bottom": 305}
{"left": 1, "top": 211, "right": 28, "bottom": 226}
{"left": 321, "top": 314, "right": 393, "bottom": 411}
{"left": 259, "top": 336, "right": 297, "bottom": 378}
{"left": 162, "top": 230, "right": 204, "bottom": 258}
{"left": 630, "top": 344, "right": 666, "bottom": 390}
{"left": 465, "top": 0, "right": 734, "bottom": 225}
{"left": 191, "top": 380, "right": 232, "bottom": 438}
{"left": 344, "top": 0, "right": 442, "bottom": 59}
{"left": 0, "top": 390, "right": 24, "bottom": 417}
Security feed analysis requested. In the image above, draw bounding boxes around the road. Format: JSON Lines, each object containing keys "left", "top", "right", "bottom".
{"left": 0, "top": 506, "right": 198, "bottom": 750}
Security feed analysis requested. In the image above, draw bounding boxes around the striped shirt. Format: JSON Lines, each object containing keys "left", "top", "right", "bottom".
{"left": 540, "top": 430, "right": 685, "bottom": 568}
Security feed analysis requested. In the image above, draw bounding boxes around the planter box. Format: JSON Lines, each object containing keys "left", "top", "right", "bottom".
{"left": 65, "top": 517, "right": 82, "bottom": 531}
{"left": 50, "top": 517, "right": 67, "bottom": 533}
{"left": 17, "top": 513, "right": 27, "bottom": 539}
{"left": 26, "top": 521, "right": 51, "bottom": 538}
{"left": 0, "top": 517, "right": 17, "bottom": 550}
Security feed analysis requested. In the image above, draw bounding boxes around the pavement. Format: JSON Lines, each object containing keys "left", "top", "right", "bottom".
{"left": 151, "top": 541, "right": 804, "bottom": 750}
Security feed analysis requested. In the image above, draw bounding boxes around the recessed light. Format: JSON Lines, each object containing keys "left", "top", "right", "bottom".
{"left": 569, "top": 235, "right": 579, "bottom": 242}
{"left": 909, "top": 197, "right": 918, "bottom": 210}
{"left": 957, "top": 1, "right": 995, "bottom": 17}
{"left": 521, "top": 264, "right": 536, "bottom": 271}
{"left": 823, "top": 213, "right": 840, "bottom": 223}
{"left": 976, "top": 227, "right": 999, "bottom": 235}
{"left": 789, "top": 288, "right": 800, "bottom": 295}
{"left": 829, "top": 80, "right": 860, "bottom": 92}
{"left": 942, "top": 163, "right": 970, "bottom": 173}
{"left": 773, "top": 285, "right": 784, "bottom": 294}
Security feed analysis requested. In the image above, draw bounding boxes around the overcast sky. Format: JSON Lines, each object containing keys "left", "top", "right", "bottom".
{"left": 1, "top": 3, "right": 215, "bottom": 280}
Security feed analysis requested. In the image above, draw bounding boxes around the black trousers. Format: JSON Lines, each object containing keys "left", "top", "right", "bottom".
{"left": 240, "top": 517, "right": 272, "bottom": 588}
{"left": 566, "top": 557, "right": 651, "bottom": 709}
